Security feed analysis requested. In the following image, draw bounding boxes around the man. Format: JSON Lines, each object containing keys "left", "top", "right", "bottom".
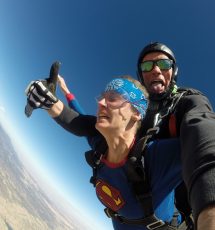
{"left": 136, "top": 42, "right": 215, "bottom": 230}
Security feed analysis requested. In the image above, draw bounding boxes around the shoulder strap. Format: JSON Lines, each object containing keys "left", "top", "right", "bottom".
{"left": 167, "top": 91, "right": 187, "bottom": 137}
{"left": 167, "top": 87, "right": 202, "bottom": 138}
{"left": 169, "top": 114, "right": 177, "bottom": 137}
{"left": 85, "top": 138, "right": 107, "bottom": 186}
{"left": 126, "top": 136, "right": 158, "bottom": 218}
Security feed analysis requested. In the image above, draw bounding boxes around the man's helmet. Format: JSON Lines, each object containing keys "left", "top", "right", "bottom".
{"left": 137, "top": 42, "right": 178, "bottom": 100}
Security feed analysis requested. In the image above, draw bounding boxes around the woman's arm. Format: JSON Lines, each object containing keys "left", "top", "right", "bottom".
{"left": 58, "top": 75, "right": 85, "bottom": 114}
{"left": 26, "top": 79, "right": 99, "bottom": 138}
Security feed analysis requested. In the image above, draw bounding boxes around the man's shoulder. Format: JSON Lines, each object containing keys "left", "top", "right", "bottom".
{"left": 177, "top": 86, "right": 204, "bottom": 96}
{"left": 175, "top": 87, "right": 213, "bottom": 112}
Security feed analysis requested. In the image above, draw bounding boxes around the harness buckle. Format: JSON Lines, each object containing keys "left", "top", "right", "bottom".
{"left": 104, "top": 208, "right": 112, "bottom": 218}
{"left": 146, "top": 127, "right": 160, "bottom": 136}
{"left": 104, "top": 208, "right": 125, "bottom": 223}
{"left": 146, "top": 219, "right": 165, "bottom": 230}
{"left": 104, "top": 208, "right": 118, "bottom": 218}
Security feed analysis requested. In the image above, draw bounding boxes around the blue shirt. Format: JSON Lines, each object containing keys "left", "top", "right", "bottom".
{"left": 95, "top": 138, "right": 182, "bottom": 230}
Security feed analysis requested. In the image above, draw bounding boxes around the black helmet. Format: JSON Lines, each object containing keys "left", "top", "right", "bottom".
{"left": 137, "top": 42, "right": 178, "bottom": 100}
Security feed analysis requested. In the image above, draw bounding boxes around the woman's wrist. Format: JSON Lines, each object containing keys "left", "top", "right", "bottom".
{"left": 66, "top": 93, "right": 75, "bottom": 102}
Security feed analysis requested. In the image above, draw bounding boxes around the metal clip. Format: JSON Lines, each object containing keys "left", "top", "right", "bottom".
{"left": 146, "top": 220, "right": 165, "bottom": 230}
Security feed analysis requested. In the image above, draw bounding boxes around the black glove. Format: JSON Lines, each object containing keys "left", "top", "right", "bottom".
{"left": 25, "top": 80, "right": 58, "bottom": 110}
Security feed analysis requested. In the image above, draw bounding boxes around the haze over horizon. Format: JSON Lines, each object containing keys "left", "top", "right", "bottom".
{"left": 0, "top": 121, "right": 102, "bottom": 230}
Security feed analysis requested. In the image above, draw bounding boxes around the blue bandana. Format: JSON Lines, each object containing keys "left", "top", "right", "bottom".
{"left": 105, "top": 78, "right": 148, "bottom": 119}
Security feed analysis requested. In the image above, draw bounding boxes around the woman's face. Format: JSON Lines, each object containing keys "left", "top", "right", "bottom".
{"left": 95, "top": 95, "right": 137, "bottom": 135}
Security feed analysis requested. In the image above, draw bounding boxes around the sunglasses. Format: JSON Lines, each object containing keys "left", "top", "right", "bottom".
{"left": 96, "top": 90, "right": 147, "bottom": 114}
{"left": 96, "top": 90, "right": 130, "bottom": 109}
{"left": 140, "top": 59, "right": 173, "bottom": 72}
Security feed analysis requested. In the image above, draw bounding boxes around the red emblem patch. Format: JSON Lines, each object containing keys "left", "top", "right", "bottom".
{"left": 96, "top": 179, "right": 125, "bottom": 211}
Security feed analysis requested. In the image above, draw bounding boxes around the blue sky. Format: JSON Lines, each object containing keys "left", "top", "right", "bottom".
{"left": 0, "top": 0, "right": 215, "bottom": 229}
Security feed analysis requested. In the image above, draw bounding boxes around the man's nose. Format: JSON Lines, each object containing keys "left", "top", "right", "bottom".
{"left": 151, "top": 64, "right": 162, "bottom": 73}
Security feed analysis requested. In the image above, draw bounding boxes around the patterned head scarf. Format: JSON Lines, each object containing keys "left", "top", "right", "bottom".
{"left": 105, "top": 78, "right": 148, "bottom": 119}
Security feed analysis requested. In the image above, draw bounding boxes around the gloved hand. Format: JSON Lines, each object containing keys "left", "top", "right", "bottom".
{"left": 25, "top": 80, "right": 58, "bottom": 110}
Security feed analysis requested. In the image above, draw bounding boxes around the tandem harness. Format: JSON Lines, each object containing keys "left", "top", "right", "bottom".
{"left": 85, "top": 89, "right": 197, "bottom": 230}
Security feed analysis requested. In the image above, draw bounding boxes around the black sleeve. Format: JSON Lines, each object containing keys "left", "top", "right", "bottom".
{"left": 177, "top": 93, "right": 215, "bottom": 220}
{"left": 53, "top": 104, "right": 100, "bottom": 137}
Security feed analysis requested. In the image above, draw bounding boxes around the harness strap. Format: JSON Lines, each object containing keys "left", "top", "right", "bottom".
{"left": 132, "top": 127, "right": 160, "bottom": 159}
{"left": 104, "top": 208, "right": 168, "bottom": 230}
{"left": 85, "top": 149, "right": 104, "bottom": 186}
{"left": 126, "top": 161, "right": 154, "bottom": 216}
{"left": 169, "top": 114, "right": 177, "bottom": 137}
{"left": 184, "top": 216, "right": 194, "bottom": 230}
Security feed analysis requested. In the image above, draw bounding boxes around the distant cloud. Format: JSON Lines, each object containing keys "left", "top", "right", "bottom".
{"left": 0, "top": 106, "right": 5, "bottom": 113}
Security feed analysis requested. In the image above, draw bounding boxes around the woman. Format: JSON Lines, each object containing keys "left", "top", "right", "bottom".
{"left": 26, "top": 76, "right": 182, "bottom": 230}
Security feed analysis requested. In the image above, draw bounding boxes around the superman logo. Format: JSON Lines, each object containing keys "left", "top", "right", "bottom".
{"left": 96, "top": 179, "right": 125, "bottom": 211}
